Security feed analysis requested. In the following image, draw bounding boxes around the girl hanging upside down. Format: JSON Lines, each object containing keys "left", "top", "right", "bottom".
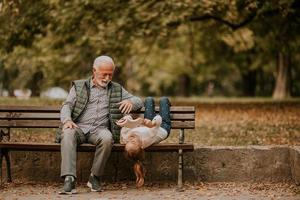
{"left": 116, "top": 97, "right": 171, "bottom": 188}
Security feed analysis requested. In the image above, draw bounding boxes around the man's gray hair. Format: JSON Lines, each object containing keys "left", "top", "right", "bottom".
{"left": 93, "top": 55, "right": 115, "bottom": 69}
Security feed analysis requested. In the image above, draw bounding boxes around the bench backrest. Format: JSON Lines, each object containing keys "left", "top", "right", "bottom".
{"left": 0, "top": 106, "right": 195, "bottom": 129}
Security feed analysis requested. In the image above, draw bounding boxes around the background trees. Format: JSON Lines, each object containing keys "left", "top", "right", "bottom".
{"left": 0, "top": 0, "right": 299, "bottom": 99}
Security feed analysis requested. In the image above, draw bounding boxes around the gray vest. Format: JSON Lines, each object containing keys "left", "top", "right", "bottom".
{"left": 55, "top": 78, "right": 123, "bottom": 143}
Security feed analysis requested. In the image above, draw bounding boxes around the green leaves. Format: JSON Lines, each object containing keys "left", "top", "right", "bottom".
{"left": 0, "top": 0, "right": 299, "bottom": 97}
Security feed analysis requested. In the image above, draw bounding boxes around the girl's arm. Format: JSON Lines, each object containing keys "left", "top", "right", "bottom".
{"left": 142, "top": 119, "right": 156, "bottom": 128}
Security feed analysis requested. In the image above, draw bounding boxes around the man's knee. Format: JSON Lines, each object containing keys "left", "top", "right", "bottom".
{"left": 95, "top": 135, "right": 113, "bottom": 148}
{"left": 61, "top": 129, "right": 77, "bottom": 143}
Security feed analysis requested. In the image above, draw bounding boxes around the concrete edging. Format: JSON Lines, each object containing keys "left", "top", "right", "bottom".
{"left": 3, "top": 145, "right": 300, "bottom": 183}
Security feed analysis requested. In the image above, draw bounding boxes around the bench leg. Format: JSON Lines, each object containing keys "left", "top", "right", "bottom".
{"left": 177, "top": 128, "right": 185, "bottom": 191}
{"left": 177, "top": 149, "right": 184, "bottom": 192}
{"left": 0, "top": 128, "right": 12, "bottom": 184}
{"left": 0, "top": 149, "right": 12, "bottom": 183}
{"left": 4, "top": 150, "right": 12, "bottom": 182}
{"left": 0, "top": 149, "right": 2, "bottom": 185}
{"left": 112, "top": 152, "right": 120, "bottom": 182}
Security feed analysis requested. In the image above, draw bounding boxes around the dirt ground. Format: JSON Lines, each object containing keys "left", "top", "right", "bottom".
{"left": 0, "top": 181, "right": 300, "bottom": 200}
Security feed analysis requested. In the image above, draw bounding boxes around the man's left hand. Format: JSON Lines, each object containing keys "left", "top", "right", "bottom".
{"left": 118, "top": 100, "right": 133, "bottom": 114}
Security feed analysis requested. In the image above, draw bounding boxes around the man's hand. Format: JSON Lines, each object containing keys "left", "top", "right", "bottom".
{"left": 63, "top": 120, "right": 79, "bottom": 130}
{"left": 118, "top": 100, "right": 133, "bottom": 114}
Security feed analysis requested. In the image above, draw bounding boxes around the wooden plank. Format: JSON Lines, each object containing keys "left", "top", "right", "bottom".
{"left": 0, "top": 120, "right": 195, "bottom": 129}
{"left": 0, "top": 142, "right": 194, "bottom": 152}
{"left": 0, "top": 120, "right": 60, "bottom": 128}
{"left": 0, "top": 106, "right": 195, "bottom": 113}
{"left": 0, "top": 113, "right": 59, "bottom": 119}
{"left": 172, "top": 121, "right": 195, "bottom": 129}
{"left": 0, "top": 106, "right": 60, "bottom": 112}
{"left": 131, "top": 113, "right": 195, "bottom": 120}
{"left": 140, "top": 106, "right": 195, "bottom": 112}
{"left": 0, "top": 112, "right": 195, "bottom": 120}
{"left": 172, "top": 113, "right": 195, "bottom": 120}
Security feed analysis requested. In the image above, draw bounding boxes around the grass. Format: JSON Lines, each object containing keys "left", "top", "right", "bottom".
{"left": 1, "top": 97, "right": 300, "bottom": 146}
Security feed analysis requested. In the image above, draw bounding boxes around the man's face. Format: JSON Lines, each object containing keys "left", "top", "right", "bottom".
{"left": 93, "top": 62, "right": 114, "bottom": 87}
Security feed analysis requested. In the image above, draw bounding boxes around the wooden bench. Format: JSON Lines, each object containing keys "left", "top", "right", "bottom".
{"left": 0, "top": 105, "right": 195, "bottom": 190}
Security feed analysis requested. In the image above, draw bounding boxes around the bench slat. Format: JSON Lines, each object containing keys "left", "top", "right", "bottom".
{"left": 0, "top": 113, "right": 59, "bottom": 119}
{"left": 0, "top": 113, "right": 195, "bottom": 120}
{"left": 0, "top": 106, "right": 195, "bottom": 112}
{"left": 0, "top": 106, "right": 59, "bottom": 112}
{"left": 0, "top": 142, "right": 194, "bottom": 152}
{"left": 0, "top": 120, "right": 195, "bottom": 129}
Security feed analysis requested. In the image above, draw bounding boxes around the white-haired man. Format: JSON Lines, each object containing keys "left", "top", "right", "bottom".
{"left": 59, "top": 56, "right": 143, "bottom": 194}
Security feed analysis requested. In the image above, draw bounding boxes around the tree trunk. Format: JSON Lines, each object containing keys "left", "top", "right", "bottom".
{"left": 272, "top": 52, "right": 291, "bottom": 99}
{"left": 27, "top": 71, "right": 44, "bottom": 96}
{"left": 241, "top": 69, "right": 257, "bottom": 96}
{"left": 178, "top": 74, "right": 191, "bottom": 97}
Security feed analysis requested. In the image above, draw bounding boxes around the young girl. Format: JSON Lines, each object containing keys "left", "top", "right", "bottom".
{"left": 116, "top": 97, "right": 171, "bottom": 188}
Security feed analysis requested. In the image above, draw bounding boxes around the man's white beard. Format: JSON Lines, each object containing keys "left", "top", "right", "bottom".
{"left": 96, "top": 79, "right": 110, "bottom": 88}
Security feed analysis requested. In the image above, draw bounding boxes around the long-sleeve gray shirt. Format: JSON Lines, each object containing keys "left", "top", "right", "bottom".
{"left": 60, "top": 80, "right": 143, "bottom": 134}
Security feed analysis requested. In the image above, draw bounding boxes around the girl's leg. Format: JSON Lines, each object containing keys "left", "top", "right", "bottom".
{"left": 159, "top": 97, "right": 171, "bottom": 135}
{"left": 144, "top": 97, "right": 156, "bottom": 120}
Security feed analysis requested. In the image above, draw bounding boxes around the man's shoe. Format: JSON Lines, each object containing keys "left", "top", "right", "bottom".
{"left": 59, "top": 176, "right": 76, "bottom": 195}
{"left": 87, "top": 174, "right": 103, "bottom": 192}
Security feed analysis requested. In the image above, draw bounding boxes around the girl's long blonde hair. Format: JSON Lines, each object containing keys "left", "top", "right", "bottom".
{"left": 124, "top": 133, "right": 145, "bottom": 188}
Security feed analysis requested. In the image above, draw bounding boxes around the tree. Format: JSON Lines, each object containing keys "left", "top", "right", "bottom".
{"left": 0, "top": 0, "right": 299, "bottom": 98}
{"left": 0, "top": 0, "right": 50, "bottom": 95}
{"left": 250, "top": 0, "right": 300, "bottom": 99}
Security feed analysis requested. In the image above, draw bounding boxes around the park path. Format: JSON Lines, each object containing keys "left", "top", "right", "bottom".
{"left": 0, "top": 181, "right": 299, "bottom": 200}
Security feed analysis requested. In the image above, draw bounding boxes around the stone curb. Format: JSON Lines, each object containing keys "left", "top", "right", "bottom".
{"left": 3, "top": 145, "right": 300, "bottom": 183}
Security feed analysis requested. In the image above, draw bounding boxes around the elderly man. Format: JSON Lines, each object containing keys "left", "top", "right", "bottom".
{"left": 59, "top": 56, "right": 143, "bottom": 194}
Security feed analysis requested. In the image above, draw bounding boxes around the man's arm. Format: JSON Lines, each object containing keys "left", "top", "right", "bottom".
{"left": 60, "top": 86, "right": 78, "bottom": 129}
{"left": 118, "top": 87, "right": 143, "bottom": 114}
